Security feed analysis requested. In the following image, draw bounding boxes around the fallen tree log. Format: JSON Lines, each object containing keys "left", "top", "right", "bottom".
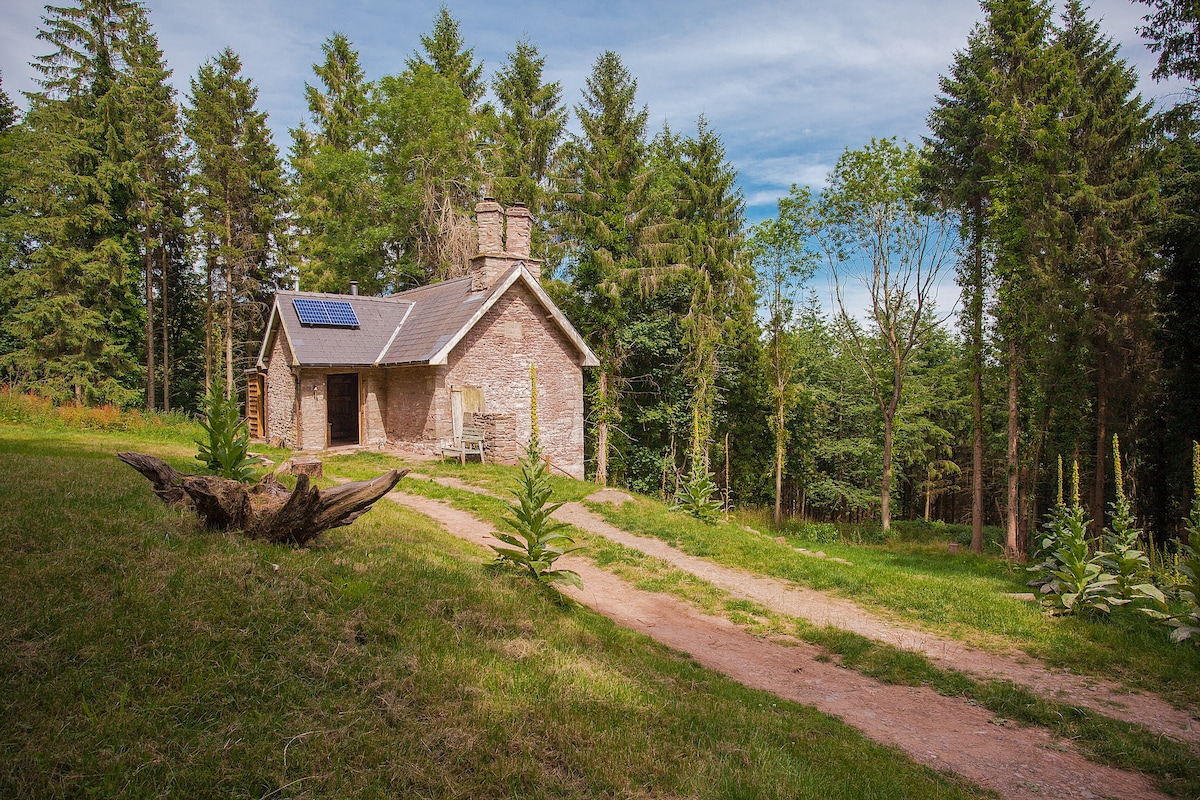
{"left": 117, "top": 452, "right": 408, "bottom": 546}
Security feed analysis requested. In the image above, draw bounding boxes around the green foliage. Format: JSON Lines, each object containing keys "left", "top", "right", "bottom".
{"left": 370, "top": 62, "right": 479, "bottom": 286}
{"left": 195, "top": 390, "right": 259, "bottom": 482}
{"left": 488, "top": 37, "right": 566, "bottom": 260}
{"left": 1143, "top": 442, "right": 1200, "bottom": 643}
{"left": 672, "top": 461, "right": 723, "bottom": 523}
{"left": 1100, "top": 437, "right": 1161, "bottom": 605}
{"left": 492, "top": 367, "right": 582, "bottom": 587}
{"left": 1030, "top": 461, "right": 1122, "bottom": 616}
{"left": 290, "top": 34, "right": 387, "bottom": 295}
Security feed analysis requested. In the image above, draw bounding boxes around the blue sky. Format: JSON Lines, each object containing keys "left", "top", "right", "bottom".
{"left": 0, "top": 1, "right": 1187, "bottom": 314}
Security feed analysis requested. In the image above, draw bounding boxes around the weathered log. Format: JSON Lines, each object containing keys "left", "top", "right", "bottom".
{"left": 118, "top": 452, "right": 408, "bottom": 545}
{"left": 116, "top": 451, "right": 188, "bottom": 505}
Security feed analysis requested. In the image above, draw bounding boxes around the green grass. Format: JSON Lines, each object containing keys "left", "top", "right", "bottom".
{"left": 0, "top": 424, "right": 990, "bottom": 799}
{"left": 590, "top": 494, "right": 1200, "bottom": 709}
{"left": 359, "top": 459, "right": 1200, "bottom": 797}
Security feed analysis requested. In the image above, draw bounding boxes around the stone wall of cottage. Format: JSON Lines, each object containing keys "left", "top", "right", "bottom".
{"left": 264, "top": 334, "right": 298, "bottom": 447}
{"left": 296, "top": 372, "right": 327, "bottom": 451}
{"left": 469, "top": 412, "right": 519, "bottom": 464}
{"left": 444, "top": 283, "right": 585, "bottom": 478}
{"left": 361, "top": 369, "right": 387, "bottom": 448}
{"left": 384, "top": 365, "right": 445, "bottom": 452}
{"left": 290, "top": 367, "right": 388, "bottom": 451}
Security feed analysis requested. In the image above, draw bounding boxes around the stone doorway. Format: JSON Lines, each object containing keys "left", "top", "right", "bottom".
{"left": 327, "top": 373, "right": 360, "bottom": 446}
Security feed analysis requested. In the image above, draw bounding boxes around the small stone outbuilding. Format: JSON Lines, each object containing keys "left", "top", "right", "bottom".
{"left": 248, "top": 200, "right": 599, "bottom": 479}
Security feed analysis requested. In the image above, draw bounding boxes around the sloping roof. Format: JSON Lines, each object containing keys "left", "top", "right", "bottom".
{"left": 256, "top": 265, "right": 599, "bottom": 370}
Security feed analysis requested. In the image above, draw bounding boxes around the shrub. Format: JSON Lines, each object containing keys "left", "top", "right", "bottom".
{"left": 1100, "top": 436, "right": 1162, "bottom": 606}
{"left": 1030, "top": 459, "right": 1123, "bottom": 616}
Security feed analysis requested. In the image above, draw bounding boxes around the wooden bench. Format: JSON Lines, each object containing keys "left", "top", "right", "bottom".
{"left": 440, "top": 426, "right": 486, "bottom": 464}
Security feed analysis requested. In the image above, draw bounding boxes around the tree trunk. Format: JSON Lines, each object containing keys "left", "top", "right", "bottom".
{"left": 970, "top": 208, "right": 985, "bottom": 553}
{"left": 881, "top": 408, "right": 894, "bottom": 532}
{"left": 144, "top": 225, "right": 156, "bottom": 412}
{"left": 774, "top": 431, "right": 784, "bottom": 528}
{"left": 1006, "top": 337, "right": 1021, "bottom": 561}
{"left": 161, "top": 242, "right": 170, "bottom": 413}
{"left": 1091, "top": 350, "right": 1109, "bottom": 535}
{"left": 205, "top": 240, "right": 214, "bottom": 395}
{"left": 224, "top": 201, "right": 235, "bottom": 399}
{"left": 117, "top": 452, "right": 408, "bottom": 546}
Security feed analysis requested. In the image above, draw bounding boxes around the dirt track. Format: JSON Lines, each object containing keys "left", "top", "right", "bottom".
{"left": 385, "top": 489, "right": 1173, "bottom": 800}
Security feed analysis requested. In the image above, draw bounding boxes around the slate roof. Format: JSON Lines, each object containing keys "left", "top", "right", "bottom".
{"left": 256, "top": 264, "right": 599, "bottom": 369}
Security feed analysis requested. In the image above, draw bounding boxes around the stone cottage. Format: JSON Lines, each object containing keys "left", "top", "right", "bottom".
{"left": 248, "top": 200, "right": 599, "bottom": 479}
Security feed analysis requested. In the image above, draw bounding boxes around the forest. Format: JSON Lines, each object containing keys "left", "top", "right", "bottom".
{"left": 1, "top": 0, "right": 1198, "bottom": 559}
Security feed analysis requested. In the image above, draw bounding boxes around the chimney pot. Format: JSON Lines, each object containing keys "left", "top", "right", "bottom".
{"left": 349, "top": 280, "right": 359, "bottom": 296}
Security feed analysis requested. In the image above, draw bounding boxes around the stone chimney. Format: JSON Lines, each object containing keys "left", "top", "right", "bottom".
{"left": 504, "top": 204, "right": 532, "bottom": 259}
{"left": 476, "top": 197, "right": 504, "bottom": 253}
{"left": 470, "top": 199, "right": 543, "bottom": 290}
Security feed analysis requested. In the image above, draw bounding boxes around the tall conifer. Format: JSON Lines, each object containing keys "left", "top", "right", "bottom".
{"left": 1, "top": 0, "right": 146, "bottom": 405}
{"left": 556, "top": 51, "right": 651, "bottom": 485}
{"left": 185, "top": 48, "right": 288, "bottom": 398}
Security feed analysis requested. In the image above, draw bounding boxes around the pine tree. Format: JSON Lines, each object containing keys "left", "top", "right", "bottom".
{"left": 671, "top": 118, "right": 752, "bottom": 479}
{"left": 556, "top": 51, "right": 651, "bottom": 486}
{"left": 1135, "top": 0, "right": 1200, "bottom": 535}
{"left": 123, "top": 9, "right": 189, "bottom": 411}
{"left": 185, "top": 48, "right": 288, "bottom": 398}
{"left": 407, "top": 6, "right": 484, "bottom": 107}
{"left": 0, "top": 0, "right": 146, "bottom": 405}
{"left": 925, "top": 19, "right": 994, "bottom": 553}
{"left": 982, "top": 0, "right": 1070, "bottom": 560}
{"left": 290, "top": 34, "right": 385, "bottom": 294}
{"left": 1058, "top": 0, "right": 1156, "bottom": 527}
{"left": 489, "top": 38, "right": 566, "bottom": 260}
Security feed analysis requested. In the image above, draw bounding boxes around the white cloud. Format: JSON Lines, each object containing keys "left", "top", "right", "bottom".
{"left": 0, "top": 0, "right": 1187, "bottom": 227}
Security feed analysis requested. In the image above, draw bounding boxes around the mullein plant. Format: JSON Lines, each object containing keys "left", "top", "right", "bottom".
{"left": 672, "top": 404, "right": 724, "bottom": 523}
{"left": 195, "top": 390, "right": 261, "bottom": 482}
{"left": 1143, "top": 442, "right": 1200, "bottom": 643}
{"left": 1042, "top": 460, "right": 1122, "bottom": 616}
{"left": 1028, "top": 456, "right": 1071, "bottom": 594}
{"left": 491, "top": 364, "right": 583, "bottom": 588}
{"left": 1100, "top": 436, "right": 1163, "bottom": 605}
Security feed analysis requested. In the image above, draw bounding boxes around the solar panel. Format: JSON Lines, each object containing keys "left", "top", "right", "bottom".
{"left": 293, "top": 298, "right": 359, "bottom": 327}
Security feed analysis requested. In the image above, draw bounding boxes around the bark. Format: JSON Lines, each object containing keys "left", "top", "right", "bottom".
{"left": 161, "top": 242, "right": 170, "bottom": 412}
{"left": 224, "top": 199, "right": 234, "bottom": 399}
{"left": 1091, "top": 351, "right": 1109, "bottom": 535}
{"left": 144, "top": 226, "right": 156, "bottom": 412}
{"left": 1006, "top": 337, "right": 1021, "bottom": 561}
{"left": 970, "top": 207, "right": 985, "bottom": 553}
{"left": 117, "top": 452, "right": 408, "bottom": 545}
{"left": 774, "top": 432, "right": 784, "bottom": 528}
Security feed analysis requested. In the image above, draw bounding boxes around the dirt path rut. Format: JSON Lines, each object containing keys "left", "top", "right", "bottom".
{"left": 551, "top": 501, "right": 1199, "bottom": 748}
{"left": 385, "top": 490, "right": 1171, "bottom": 800}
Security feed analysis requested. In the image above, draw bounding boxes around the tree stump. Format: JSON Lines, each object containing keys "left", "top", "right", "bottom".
{"left": 117, "top": 452, "right": 408, "bottom": 546}
{"left": 287, "top": 456, "right": 323, "bottom": 478}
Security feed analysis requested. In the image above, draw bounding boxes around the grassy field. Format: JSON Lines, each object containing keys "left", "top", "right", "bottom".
{"left": 335, "top": 453, "right": 1200, "bottom": 798}
{"left": 1, "top": 423, "right": 991, "bottom": 799}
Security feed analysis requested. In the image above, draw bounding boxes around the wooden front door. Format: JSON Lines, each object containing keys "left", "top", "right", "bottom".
{"left": 327, "top": 373, "right": 359, "bottom": 446}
